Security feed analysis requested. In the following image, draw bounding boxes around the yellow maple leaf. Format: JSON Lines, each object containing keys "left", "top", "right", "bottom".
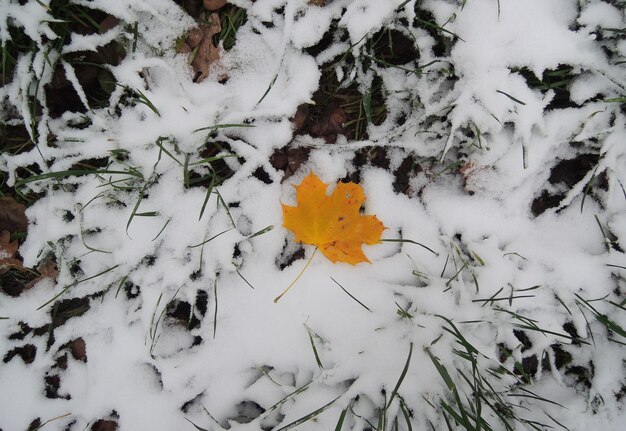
{"left": 282, "top": 172, "right": 385, "bottom": 265}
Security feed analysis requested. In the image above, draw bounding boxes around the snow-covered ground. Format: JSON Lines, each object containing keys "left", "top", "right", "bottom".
{"left": 1, "top": 0, "right": 625, "bottom": 430}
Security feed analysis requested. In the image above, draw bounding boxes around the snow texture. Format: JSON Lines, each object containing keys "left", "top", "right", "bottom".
{"left": 0, "top": 0, "right": 625, "bottom": 430}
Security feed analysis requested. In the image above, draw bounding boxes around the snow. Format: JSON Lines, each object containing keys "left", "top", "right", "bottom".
{"left": 1, "top": 0, "right": 625, "bottom": 430}
{"left": 579, "top": 2, "right": 625, "bottom": 30}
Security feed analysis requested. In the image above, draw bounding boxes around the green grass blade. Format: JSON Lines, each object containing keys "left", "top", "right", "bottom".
{"left": 198, "top": 178, "right": 215, "bottom": 221}
{"left": 189, "top": 228, "right": 233, "bottom": 248}
{"left": 380, "top": 238, "right": 439, "bottom": 256}
{"left": 507, "top": 387, "right": 565, "bottom": 408}
{"left": 496, "top": 90, "right": 526, "bottom": 105}
{"left": 307, "top": 329, "right": 324, "bottom": 369}
{"left": 15, "top": 169, "right": 142, "bottom": 188}
{"left": 193, "top": 123, "right": 255, "bottom": 133}
{"left": 395, "top": 302, "right": 414, "bottom": 319}
{"left": 246, "top": 225, "right": 274, "bottom": 239}
{"left": 545, "top": 412, "right": 570, "bottom": 430}
{"left": 149, "top": 293, "right": 164, "bottom": 341}
{"left": 215, "top": 188, "right": 236, "bottom": 228}
{"left": 183, "top": 154, "right": 190, "bottom": 189}
{"left": 37, "top": 264, "right": 120, "bottom": 310}
{"left": 114, "top": 275, "right": 128, "bottom": 298}
{"left": 191, "top": 154, "right": 236, "bottom": 166}
{"left": 275, "top": 394, "right": 341, "bottom": 431}
{"left": 126, "top": 180, "right": 151, "bottom": 233}
{"left": 128, "top": 85, "right": 160, "bottom": 116}
{"left": 331, "top": 277, "right": 371, "bottom": 311}
{"left": 268, "top": 381, "right": 312, "bottom": 411}
{"left": 415, "top": 17, "right": 465, "bottom": 41}
{"left": 399, "top": 397, "right": 413, "bottom": 431}
{"left": 440, "top": 410, "right": 454, "bottom": 431}
{"left": 213, "top": 279, "right": 218, "bottom": 339}
{"left": 155, "top": 137, "right": 182, "bottom": 166}
{"left": 258, "top": 73, "right": 279, "bottom": 105}
{"left": 80, "top": 229, "right": 112, "bottom": 254}
{"left": 425, "top": 347, "right": 455, "bottom": 390}
{"left": 581, "top": 164, "right": 600, "bottom": 213}
{"left": 334, "top": 404, "right": 350, "bottom": 431}
{"left": 236, "top": 270, "right": 255, "bottom": 289}
{"left": 152, "top": 218, "right": 171, "bottom": 241}
{"left": 201, "top": 406, "right": 224, "bottom": 429}
{"left": 184, "top": 418, "right": 209, "bottom": 431}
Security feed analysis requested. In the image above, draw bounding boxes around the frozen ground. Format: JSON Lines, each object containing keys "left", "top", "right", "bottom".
{"left": 0, "top": 0, "right": 625, "bottom": 430}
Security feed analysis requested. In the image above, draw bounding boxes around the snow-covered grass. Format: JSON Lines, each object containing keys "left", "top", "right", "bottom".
{"left": 0, "top": 0, "right": 625, "bottom": 430}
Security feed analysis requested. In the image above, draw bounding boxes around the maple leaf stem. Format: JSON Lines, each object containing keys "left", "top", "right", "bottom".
{"left": 274, "top": 247, "right": 318, "bottom": 303}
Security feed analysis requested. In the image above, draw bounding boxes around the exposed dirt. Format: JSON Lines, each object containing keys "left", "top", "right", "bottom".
{"left": 531, "top": 152, "right": 602, "bottom": 216}
{"left": 393, "top": 155, "right": 423, "bottom": 195}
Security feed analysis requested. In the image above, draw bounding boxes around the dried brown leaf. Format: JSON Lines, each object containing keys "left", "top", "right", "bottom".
{"left": 185, "top": 27, "right": 204, "bottom": 48}
{"left": 70, "top": 337, "right": 87, "bottom": 362}
{"left": 0, "top": 230, "right": 22, "bottom": 275}
{"left": 309, "top": 106, "right": 347, "bottom": 143}
{"left": 190, "top": 13, "right": 223, "bottom": 82}
{"left": 99, "top": 15, "right": 119, "bottom": 33}
{"left": 270, "top": 147, "right": 310, "bottom": 181}
{"left": 25, "top": 258, "right": 58, "bottom": 290}
{"left": 92, "top": 419, "right": 118, "bottom": 431}
{"left": 0, "top": 196, "right": 27, "bottom": 232}
{"left": 293, "top": 104, "right": 310, "bottom": 134}
{"left": 204, "top": 0, "right": 228, "bottom": 11}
